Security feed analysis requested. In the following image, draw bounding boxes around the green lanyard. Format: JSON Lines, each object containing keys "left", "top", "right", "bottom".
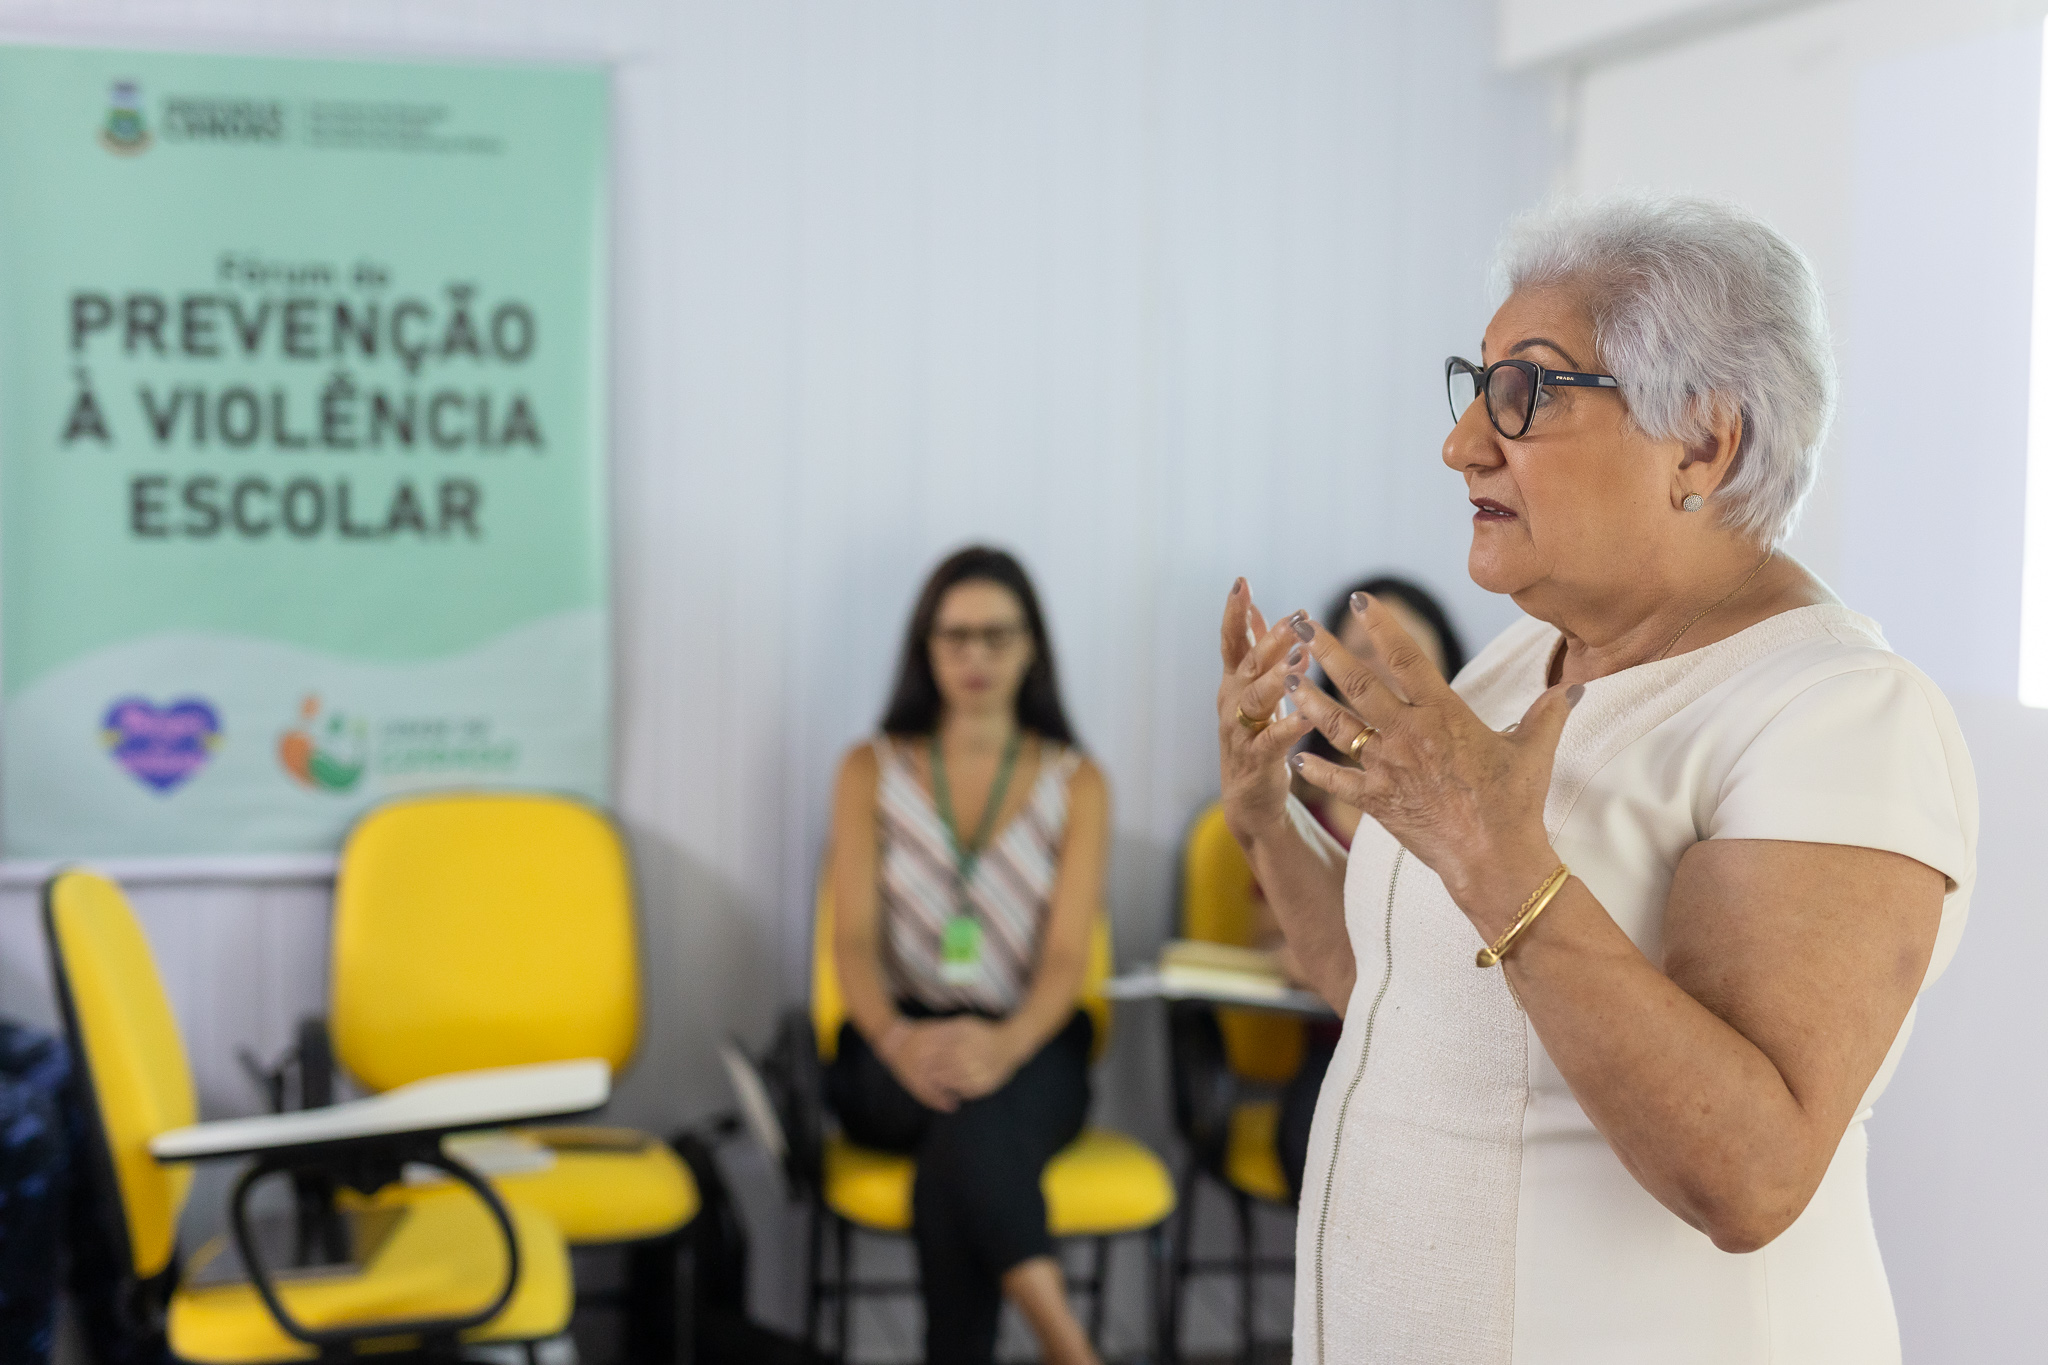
{"left": 930, "top": 728, "right": 1023, "bottom": 983}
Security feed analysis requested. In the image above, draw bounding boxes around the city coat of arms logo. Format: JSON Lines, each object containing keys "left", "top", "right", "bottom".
{"left": 99, "top": 80, "right": 151, "bottom": 155}
{"left": 279, "top": 694, "right": 367, "bottom": 793}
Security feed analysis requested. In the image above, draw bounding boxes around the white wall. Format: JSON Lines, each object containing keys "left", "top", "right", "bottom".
{"left": 1566, "top": 2, "right": 2048, "bottom": 1358}
{"left": 0, "top": 2, "right": 1562, "bottom": 1356}
{"left": 1496, "top": 0, "right": 1833, "bottom": 70}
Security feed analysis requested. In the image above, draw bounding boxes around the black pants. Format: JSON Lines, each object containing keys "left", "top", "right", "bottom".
{"left": 826, "top": 1006, "right": 1092, "bottom": 1365}
{"left": 1278, "top": 1027, "right": 1337, "bottom": 1203}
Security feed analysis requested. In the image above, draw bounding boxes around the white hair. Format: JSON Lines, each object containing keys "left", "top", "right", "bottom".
{"left": 1492, "top": 194, "right": 1834, "bottom": 546}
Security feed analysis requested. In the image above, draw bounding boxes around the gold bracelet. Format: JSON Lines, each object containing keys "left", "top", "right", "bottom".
{"left": 1475, "top": 864, "right": 1570, "bottom": 968}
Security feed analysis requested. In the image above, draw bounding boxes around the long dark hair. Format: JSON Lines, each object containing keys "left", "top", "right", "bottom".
{"left": 880, "top": 546, "right": 1078, "bottom": 744}
{"left": 1305, "top": 574, "right": 1467, "bottom": 763}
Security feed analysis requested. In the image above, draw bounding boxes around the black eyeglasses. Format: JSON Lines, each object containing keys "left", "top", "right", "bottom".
{"left": 931, "top": 623, "right": 1026, "bottom": 654}
{"left": 1446, "top": 356, "right": 1619, "bottom": 440}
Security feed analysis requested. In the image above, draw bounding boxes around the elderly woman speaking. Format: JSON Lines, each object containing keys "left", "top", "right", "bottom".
{"left": 1218, "top": 195, "right": 1975, "bottom": 1364}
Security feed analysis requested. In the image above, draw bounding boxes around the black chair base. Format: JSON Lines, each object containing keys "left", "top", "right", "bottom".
{"left": 567, "top": 1227, "right": 694, "bottom": 1365}
{"left": 1166, "top": 1164, "right": 1294, "bottom": 1365}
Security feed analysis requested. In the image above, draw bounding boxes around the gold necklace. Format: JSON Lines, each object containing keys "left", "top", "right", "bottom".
{"left": 1653, "top": 549, "right": 1773, "bottom": 662}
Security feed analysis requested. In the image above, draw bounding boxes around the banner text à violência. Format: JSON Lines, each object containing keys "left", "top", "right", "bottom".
{"left": 61, "top": 258, "right": 545, "bottom": 542}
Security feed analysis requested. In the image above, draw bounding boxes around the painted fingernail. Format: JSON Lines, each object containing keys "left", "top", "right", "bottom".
{"left": 1232, "top": 577, "right": 1246, "bottom": 598}
{"left": 1286, "top": 644, "right": 1304, "bottom": 667}
{"left": 1567, "top": 683, "right": 1585, "bottom": 706}
{"left": 1285, "top": 673, "right": 1302, "bottom": 692}
{"left": 1289, "top": 752, "right": 1306, "bottom": 773}
{"left": 1291, "top": 617, "right": 1315, "bottom": 642}
{"left": 1351, "top": 590, "right": 1373, "bottom": 616}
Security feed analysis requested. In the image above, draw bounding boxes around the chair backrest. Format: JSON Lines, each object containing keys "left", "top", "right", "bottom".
{"left": 1180, "top": 802, "right": 1304, "bottom": 1084}
{"left": 332, "top": 791, "right": 639, "bottom": 1093}
{"left": 811, "top": 873, "right": 1112, "bottom": 1063}
{"left": 42, "top": 869, "right": 196, "bottom": 1282}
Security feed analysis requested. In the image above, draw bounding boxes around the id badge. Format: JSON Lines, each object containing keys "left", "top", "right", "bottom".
{"left": 939, "top": 914, "right": 982, "bottom": 985}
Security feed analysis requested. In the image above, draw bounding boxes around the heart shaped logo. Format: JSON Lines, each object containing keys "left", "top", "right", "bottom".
{"left": 100, "top": 697, "right": 222, "bottom": 793}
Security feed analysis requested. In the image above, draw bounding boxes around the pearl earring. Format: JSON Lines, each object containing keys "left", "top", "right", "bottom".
{"left": 1682, "top": 494, "right": 1703, "bottom": 512}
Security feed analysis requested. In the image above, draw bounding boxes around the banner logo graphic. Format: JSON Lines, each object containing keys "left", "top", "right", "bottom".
{"left": 278, "top": 694, "right": 366, "bottom": 792}
{"left": 99, "top": 80, "right": 151, "bottom": 155}
{"left": 100, "top": 697, "right": 219, "bottom": 791}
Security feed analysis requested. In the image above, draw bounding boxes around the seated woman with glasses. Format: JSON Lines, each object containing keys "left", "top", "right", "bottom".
{"left": 825, "top": 545, "right": 1110, "bottom": 1365}
{"left": 1217, "top": 195, "right": 1974, "bottom": 1362}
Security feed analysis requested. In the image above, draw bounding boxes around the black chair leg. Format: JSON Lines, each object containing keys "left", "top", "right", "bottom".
{"left": 805, "top": 1202, "right": 825, "bottom": 1353}
{"left": 1149, "top": 1222, "right": 1173, "bottom": 1365}
{"left": 624, "top": 1231, "right": 684, "bottom": 1364}
{"left": 1087, "top": 1235, "right": 1111, "bottom": 1347}
{"left": 1233, "top": 1190, "right": 1256, "bottom": 1365}
{"left": 835, "top": 1215, "right": 854, "bottom": 1362}
{"left": 1168, "top": 1163, "right": 1200, "bottom": 1364}
{"left": 677, "top": 1233, "right": 697, "bottom": 1365}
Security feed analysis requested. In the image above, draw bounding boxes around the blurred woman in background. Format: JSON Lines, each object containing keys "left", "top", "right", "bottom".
{"left": 1270, "top": 575, "right": 1467, "bottom": 1197}
{"left": 824, "top": 546, "right": 1110, "bottom": 1365}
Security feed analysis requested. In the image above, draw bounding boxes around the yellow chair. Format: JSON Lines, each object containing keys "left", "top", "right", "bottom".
{"left": 804, "top": 880, "right": 1176, "bottom": 1360}
{"left": 325, "top": 792, "right": 700, "bottom": 1357}
{"left": 42, "top": 868, "right": 582, "bottom": 1363}
{"left": 1169, "top": 802, "right": 1311, "bottom": 1363}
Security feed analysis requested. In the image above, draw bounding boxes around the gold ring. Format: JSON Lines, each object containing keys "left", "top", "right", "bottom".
{"left": 1348, "top": 726, "right": 1379, "bottom": 759}
{"left": 1236, "top": 706, "right": 1274, "bottom": 735}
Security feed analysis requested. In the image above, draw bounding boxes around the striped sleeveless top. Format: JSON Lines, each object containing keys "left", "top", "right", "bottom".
{"left": 873, "top": 736, "right": 1082, "bottom": 1015}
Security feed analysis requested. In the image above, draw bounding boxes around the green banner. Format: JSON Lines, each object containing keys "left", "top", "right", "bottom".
{"left": 0, "top": 45, "right": 609, "bottom": 863}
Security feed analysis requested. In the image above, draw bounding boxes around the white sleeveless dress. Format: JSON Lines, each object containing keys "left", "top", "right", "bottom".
{"left": 1292, "top": 605, "right": 1977, "bottom": 1364}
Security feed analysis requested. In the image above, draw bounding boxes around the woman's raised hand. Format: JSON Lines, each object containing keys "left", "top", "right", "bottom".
{"left": 1216, "top": 580, "right": 1316, "bottom": 844}
{"left": 1287, "top": 593, "right": 1580, "bottom": 926}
